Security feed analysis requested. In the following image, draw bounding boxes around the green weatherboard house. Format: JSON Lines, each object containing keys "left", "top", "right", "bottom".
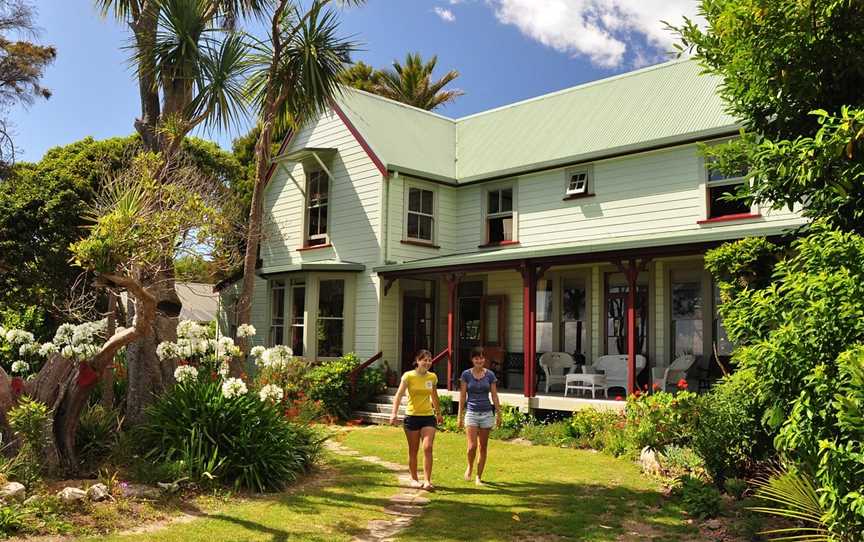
{"left": 218, "top": 59, "right": 804, "bottom": 412}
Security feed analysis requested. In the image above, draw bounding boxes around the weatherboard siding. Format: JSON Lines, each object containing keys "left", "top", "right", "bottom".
{"left": 260, "top": 109, "right": 383, "bottom": 359}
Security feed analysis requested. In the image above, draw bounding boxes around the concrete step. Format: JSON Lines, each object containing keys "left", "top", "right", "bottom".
{"left": 355, "top": 410, "right": 402, "bottom": 425}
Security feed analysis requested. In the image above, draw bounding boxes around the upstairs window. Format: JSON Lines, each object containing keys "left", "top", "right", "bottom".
{"left": 406, "top": 187, "right": 434, "bottom": 242}
{"left": 706, "top": 163, "right": 751, "bottom": 219}
{"left": 565, "top": 167, "right": 591, "bottom": 196}
{"left": 306, "top": 170, "right": 329, "bottom": 246}
{"left": 486, "top": 187, "right": 513, "bottom": 244}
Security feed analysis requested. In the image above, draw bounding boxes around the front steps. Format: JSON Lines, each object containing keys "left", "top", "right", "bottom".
{"left": 354, "top": 389, "right": 403, "bottom": 425}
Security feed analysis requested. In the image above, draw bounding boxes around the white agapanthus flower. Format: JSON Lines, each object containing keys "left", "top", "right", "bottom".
{"left": 173, "top": 364, "right": 199, "bottom": 384}
{"left": 5, "top": 329, "right": 34, "bottom": 345}
{"left": 177, "top": 320, "right": 207, "bottom": 340}
{"left": 10, "top": 360, "right": 29, "bottom": 374}
{"left": 18, "top": 343, "right": 40, "bottom": 357}
{"left": 250, "top": 346, "right": 266, "bottom": 364}
{"left": 261, "top": 345, "right": 293, "bottom": 370}
{"left": 215, "top": 337, "right": 237, "bottom": 357}
{"left": 236, "top": 324, "right": 256, "bottom": 338}
{"left": 38, "top": 342, "right": 58, "bottom": 357}
{"left": 53, "top": 323, "right": 75, "bottom": 345}
{"left": 218, "top": 359, "right": 230, "bottom": 377}
{"left": 258, "top": 384, "right": 284, "bottom": 403}
{"left": 156, "top": 342, "right": 180, "bottom": 361}
{"left": 221, "top": 377, "right": 247, "bottom": 399}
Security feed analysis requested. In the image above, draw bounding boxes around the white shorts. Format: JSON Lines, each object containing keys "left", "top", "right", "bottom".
{"left": 465, "top": 410, "right": 495, "bottom": 429}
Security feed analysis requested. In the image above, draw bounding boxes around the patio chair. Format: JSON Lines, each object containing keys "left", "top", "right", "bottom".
{"left": 651, "top": 354, "right": 696, "bottom": 392}
{"left": 587, "top": 354, "right": 647, "bottom": 394}
{"left": 538, "top": 352, "right": 576, "bottom": 393}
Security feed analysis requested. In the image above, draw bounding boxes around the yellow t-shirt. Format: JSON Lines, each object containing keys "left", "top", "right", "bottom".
{"left": 401, "top": 370, "right": 438, "bottom": 416}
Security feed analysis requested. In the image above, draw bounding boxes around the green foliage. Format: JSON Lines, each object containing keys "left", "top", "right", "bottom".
{"left": 0, "top": 305, "right": 48, "bottom": 368}
{"left": 692, "top": 369, "right": 772, "bottom": 483}
{"left": 673, "top": 475, "right": 722, "bottom": 520}
{"left": 673, "top": 0, "right": 864, "bottom": 233}
{"left": 661, "top": 446, "right": 708, "bottom": 481}
{"left": 303, "top": 354, "right": 385, "bottom": 420}
{"left": 622, "top": 390, "right": 699, "bottom": 455}
{"left": 518, "top": 420, "right": 573, "bottom": 447}
{"left": 354, "top": 52, "right": 463, "bottom": 111}
{"left": 7, "top": 397, "right": 52, "bottom": 487}
{"left": 174, "top": 255, "right": 217, "bottom": 283}
{"left": 0, "top": 503, "right": 30, "bottom": 538}
{"left": 438, "top": 394, "right": 454, "bottom": 415}
{"left": 750, "top": 467, "right": 832, "bottom": 542}
{"left": 724, "top": 477, "right": 748, "bottom": 500}
{"left": 76, "top": 403, "right": 122, "bottom": 472}
{"left": 704, "top": 237, "right": 782, "bottom": 293}
{"left": 136, "top": 379, "right": 320, "bottom": 492}
{"left": 567, "top": 408, "right": 622, "bottom": 448}
{"left": 488, "top": 405, "right": 530, "bottom": 439}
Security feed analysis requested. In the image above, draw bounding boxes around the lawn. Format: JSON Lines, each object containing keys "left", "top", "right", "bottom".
{"left": 340, "top": 426, "right": 698, "bottom": 542}
{"left": 93, "top": 454, "right": 397, "bottom": 542}
{"left": 96, "top": 427, "right": 698, "bottom": 541}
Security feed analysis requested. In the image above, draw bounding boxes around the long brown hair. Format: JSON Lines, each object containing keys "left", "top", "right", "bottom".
{"left": 414, "top": 349, "right": 432, "bottom": 367}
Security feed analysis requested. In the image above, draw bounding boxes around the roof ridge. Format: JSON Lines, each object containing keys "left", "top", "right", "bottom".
{"left": 340, "top": 86, "right": 457, "bottom": 123}
{"left": 453, "top": 57, "right": 694, "bottom": 123}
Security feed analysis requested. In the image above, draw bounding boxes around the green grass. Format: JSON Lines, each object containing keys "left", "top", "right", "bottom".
{"left": 94, "top": 454, "right": 397, "bottom": 542}
{"left": 340, "top": 426, "right": 698, "bottom": 542}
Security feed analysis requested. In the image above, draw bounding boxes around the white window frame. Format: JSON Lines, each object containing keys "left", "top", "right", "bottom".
{"left": 304, "top": 168, "right": 330, "bottom": 246}
{"left": 268, "top": 279, "right": 287, "bottom": 347}
{"left": 307, "top": 274, "right": 356, "bottom": 362}
{"left": 404, "top": 182, "right": 437, "bottom": 244}
{"left": 700, "top": 141, "right": 757, "bottom": 221}
{"left": 564, "top": 166, "right": 592, "bottom": 196}
{"left": 288, "top": 278, "right": 306, "bottom": 357}
{"left": 483, "top": 183, "right": 517, "bottom": 245}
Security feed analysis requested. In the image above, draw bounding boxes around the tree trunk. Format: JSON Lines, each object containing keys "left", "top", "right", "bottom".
{"left": 101, "top": 293, "right": 117, "bottom": 410}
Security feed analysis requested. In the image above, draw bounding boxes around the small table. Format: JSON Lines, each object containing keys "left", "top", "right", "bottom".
{"left": 564, "top": 373, "right": 608, "bottom": 398}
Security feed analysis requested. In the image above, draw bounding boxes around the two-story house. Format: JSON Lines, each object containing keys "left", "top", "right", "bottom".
{"left": 219, "top": 59, "right": 804, "bottom": 410}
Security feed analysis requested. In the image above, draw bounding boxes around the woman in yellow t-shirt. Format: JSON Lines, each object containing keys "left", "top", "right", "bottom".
{"left": 389, "top": 349, "right": 443, "bottom": 490}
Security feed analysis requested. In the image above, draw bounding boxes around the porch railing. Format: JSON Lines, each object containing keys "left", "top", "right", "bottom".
{"left": 348, "top": 351, "right": 382, "bottom": 398}
{"left": 430, "top": 348, "right": 450, "bottom": 366}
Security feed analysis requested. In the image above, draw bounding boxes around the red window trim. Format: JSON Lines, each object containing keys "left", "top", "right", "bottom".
{"left": 697, "top": 213, "right": 761, "bottom": 225}
{"left": 297, "top": 243, "right": 332, "bottom": 252}
{"left": 478, "top": 240, "right": 520, "bottom": 249}
{"left": 401, "top": 239, "right": 440, "bottom": 249}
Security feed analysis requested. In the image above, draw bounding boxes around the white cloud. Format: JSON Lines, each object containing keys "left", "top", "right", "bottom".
{"left": 433, "top": 6, "right": 457, "bottom": 22}
{"left": 449, "top": 0, "right": 464, "bottom": 4}
{"left": 487, "top": 0, "right": 701, "bottom": 68}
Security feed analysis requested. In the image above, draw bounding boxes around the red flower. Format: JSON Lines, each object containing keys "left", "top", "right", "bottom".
{"left": 77, "top": 363, "right": 100, "bottom": 389}
{"left": 677, "top": 378, "right": 688, "bottom": 390}
{"left": 633, "top": 390, "right": 641, "bottom": 398}
{"left": 652, "top": 383, "right": 662, "bottom": 392}
{"left": 10, "top": 377, "right": 24, "bottom": 395}
{"left": 642, "top": 384, "right": 648, "bottom": 391}
{"left": 177, "top": 360, "right": 189, "bottom": 366}
{"left": 615, "top": 395, "right": 623, "bottom": 401}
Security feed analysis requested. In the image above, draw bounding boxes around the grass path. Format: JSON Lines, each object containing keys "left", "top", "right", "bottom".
{"left": 340, "top": 426, "right": 698, "bottom": 542}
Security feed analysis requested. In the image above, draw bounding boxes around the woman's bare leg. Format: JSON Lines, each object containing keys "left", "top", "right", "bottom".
{"left": 405, "top": 429, "right": 421, "bottom": 482}
{"left": 476, "top": 427, "right": 491, "bottom": 483}
{"left": 465, "top": 425, "right": 478, "bottom": 480}
{"left": 420, "top": 426, "right": 436, "bottom": 486}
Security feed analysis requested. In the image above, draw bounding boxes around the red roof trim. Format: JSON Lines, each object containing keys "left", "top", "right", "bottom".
{"left": 697, "top": 213, "right": 761, "bottom": 225}
{"left": 329, "top": 100, "right": 389, "bottom": 179}
{"left": 262, "top": 128, "right": 296, "bottom": 188}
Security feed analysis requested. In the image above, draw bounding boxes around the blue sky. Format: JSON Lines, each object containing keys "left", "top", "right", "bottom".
{"left": 9, "top": 0, "right": 698, "bottom": 162}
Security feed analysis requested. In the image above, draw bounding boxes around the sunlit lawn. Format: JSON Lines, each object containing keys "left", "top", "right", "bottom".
{"left": 95, "top": 427, "right": 697, "bottom": 541}
{"left": 340, "top": 426, "right": 698, "bottom": 542}
{"left": 94, "top": 453, "right": 396, "bottom": 542}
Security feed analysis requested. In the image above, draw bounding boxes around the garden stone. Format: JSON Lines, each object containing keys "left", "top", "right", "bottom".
{"left": 157, "top": 482, "right": 180, "bottom": 494}
{"left": 121, "top": 483, "right": 161, "bottom": 500}
{"left": 639, "top": 447, "right": 662, "bottom": 475}
{"left": 23, "top": 496, "right": 39, "bottom": 506}
{"left": 87, "top": 483, "right": 110, "bottom": 502}
{"left": 0, "top": 482, "right": 26, "bottom": 502}
{"left": 57, "top": 487, "right": 87, "bottom": 503}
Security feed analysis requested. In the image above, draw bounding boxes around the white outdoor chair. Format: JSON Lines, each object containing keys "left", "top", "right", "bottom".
{"left": 651, "top": 354, "right": 696, "bottom": 392}
{"left": 586, "top": 354, "right": 647, "bottom": 394}
{"left": 538, "top": 352, "right": 576, "bottom": 393}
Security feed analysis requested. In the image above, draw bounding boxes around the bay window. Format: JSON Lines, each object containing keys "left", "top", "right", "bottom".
{"left": 317, "top": 279, "right": 344, "bottom": 357}
{"left": 290, "top": 280, "right": 305, "bottom": 356}
{"left": 269, "top": 279, "right": 286, "bottom": 346}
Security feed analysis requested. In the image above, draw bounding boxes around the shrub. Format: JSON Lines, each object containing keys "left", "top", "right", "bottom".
{"left": 7, "top": 397, "right": 52, "bottom": 487}
{"left": 304, "top": 354, "right": 386, "bottom": 420}
{"left": 76, "top": 403, "right": 122, "bottom": 472}
{"left": 439, "top": 414, "right": 461, "bottom": 433}
{"left": 622, "top": 390, "right": 699, "bottom": 456}
{"left": 0, "top": 504, "right": 30, "bottom": 537}
{"left": 490, "top": 405, "right": 530, "bottom": 439}
{"left": 519, "top": 420, "right": 573, "bottom": 447}
{"left": 724, "top": 477, "right": 748, "bottom": 500}
{"left": 438, "top": 395, "right": 454, "bottom": 415}
{"left": 661, "top": 446, "right": 708, "bottom": 481}
{"left": 136, "top": 379, "right": 321, "bottom": 491}
{"left": 673, "top": 475, "right": 722, "bottom": 519}
{"left": 692, "top": 369, "right": 772, "bottom": 483}
{"left": 567, "top": 408, "right": 622, "bottom": 448}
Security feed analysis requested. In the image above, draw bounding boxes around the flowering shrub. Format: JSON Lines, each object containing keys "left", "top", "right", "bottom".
{"left": 0, "top": 318, "right": 108, "bottom": 379}
{"left": 221, "top": 377, "right": 247, "bottom": 399}
{"left": 173, "top": 364, "right": 198, "bottom": 384}
{"left": 622, "top": 389, "right": 699, "bottom": 456}
{"left": 258, "top": 384, "right": 283, "bottom": 403}
{"left": 303, "top": 354, "right": 386, "bottom": 420}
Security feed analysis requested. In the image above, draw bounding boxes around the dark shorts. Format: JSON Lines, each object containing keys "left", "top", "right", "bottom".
{"left": 403, "top": 415, "right": 437, "bottom": 432}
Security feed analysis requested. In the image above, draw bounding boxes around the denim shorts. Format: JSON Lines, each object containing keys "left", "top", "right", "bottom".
{"left": 465, "top": 410, "right": 495, "bottom": 429}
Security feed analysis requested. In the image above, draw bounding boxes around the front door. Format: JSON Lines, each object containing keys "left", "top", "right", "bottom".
{"left": 401, "top": 296, "right": 434, "bottom": 373}
{"left": 605, "top": 283, "right": 649, "bottom": 356}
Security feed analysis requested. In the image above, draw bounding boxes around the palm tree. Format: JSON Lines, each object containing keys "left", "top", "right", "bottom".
{"left": 234, "top": 0, "right": 357, "bottom": 366}
{"left": 375, "top": 52, "right": 463, "bottom": 111}
{"left": 337, "top": 61, "right": 380, "bottom": 92}
{"left": 95, "top": 0, "right": 254, "bottom": 422}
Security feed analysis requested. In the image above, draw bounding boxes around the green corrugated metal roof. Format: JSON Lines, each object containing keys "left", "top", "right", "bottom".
{"left": 374, "top": 222, "right": 795, "bottom": 275}
{"left": 331, "top": 59, "right": 738, "bottom": 184}
{"left": 259, "top": 260, "right": 365, "bottom": 277}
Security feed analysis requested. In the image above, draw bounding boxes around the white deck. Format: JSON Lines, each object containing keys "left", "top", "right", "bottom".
{"left": 436, "top": 388, "right": 626, "bottom": 412}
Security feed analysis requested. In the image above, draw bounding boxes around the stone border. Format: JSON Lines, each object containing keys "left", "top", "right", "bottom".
{"left": 325, "top": 440, "right": 431, "bottom": 541}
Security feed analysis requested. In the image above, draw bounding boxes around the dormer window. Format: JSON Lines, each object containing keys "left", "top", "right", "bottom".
{"left": 566, "top": 169, "right": 589, "bottom": 196}
{"left": 305, "top": 170, "right": 329, "bottom": 246}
